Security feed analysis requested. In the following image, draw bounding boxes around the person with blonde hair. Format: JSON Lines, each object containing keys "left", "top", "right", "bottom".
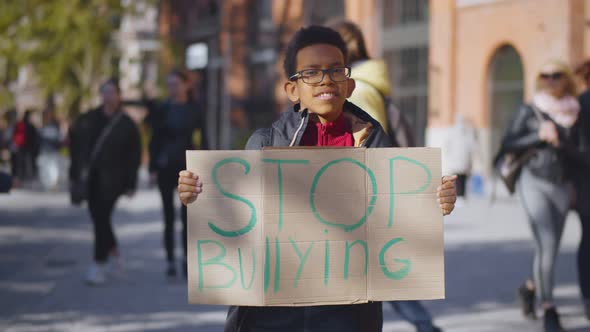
{"left": 496, "top": 60, "right": 580, "bottom": 332}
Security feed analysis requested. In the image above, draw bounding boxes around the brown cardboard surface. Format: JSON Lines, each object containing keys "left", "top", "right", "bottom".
{"left": 186, "top": 148, "right": 443, "bottom": 306}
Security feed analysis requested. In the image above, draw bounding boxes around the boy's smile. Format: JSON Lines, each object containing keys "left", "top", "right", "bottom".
{"left": 285, "top": 44, "right": 355, "bottom": 124}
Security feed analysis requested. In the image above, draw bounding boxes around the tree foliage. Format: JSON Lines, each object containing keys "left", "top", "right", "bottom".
{"left": 0, "top": 0, "right": 141, "bottom": 118}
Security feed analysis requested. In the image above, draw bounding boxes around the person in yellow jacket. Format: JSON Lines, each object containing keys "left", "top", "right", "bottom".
{"left": 327, "top": 19, "right": 390, "bottom": 134}
{"left": 327, "top": 19, "right": 443, "bottom": 332}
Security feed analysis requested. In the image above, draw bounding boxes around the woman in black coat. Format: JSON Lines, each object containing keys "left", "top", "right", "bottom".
{"left": 146, "top": 69, "right": 209, "bottom": 278}
{"left": 69, "top": 78, "right": 141, "bottom": 285}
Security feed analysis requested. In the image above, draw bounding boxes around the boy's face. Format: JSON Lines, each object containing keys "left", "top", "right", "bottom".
{"left": 285, "top": 44, "right": 355, "bottom": 123}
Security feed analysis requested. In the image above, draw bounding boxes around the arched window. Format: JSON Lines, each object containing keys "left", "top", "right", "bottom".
{"left": 488, "top": 45, "right": 524, "bottom": 158}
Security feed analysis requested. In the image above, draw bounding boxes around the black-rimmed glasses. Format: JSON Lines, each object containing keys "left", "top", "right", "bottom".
{"left": 289, "top": 67, "right": 351, "bottom": 84}
{"left": 539, "top": 72, "right": 564, "bottom": 80}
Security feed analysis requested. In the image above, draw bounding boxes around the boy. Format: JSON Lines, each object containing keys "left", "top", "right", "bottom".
{"left": 178, "top": 26, "right": 457, "bottom": 332}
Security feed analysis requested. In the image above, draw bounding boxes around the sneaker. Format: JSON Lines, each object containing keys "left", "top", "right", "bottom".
{"left": 543, "top": 307, "right": 565, "bottom": 332}
{"left": 517, "top": 283, "right": 537, "bottom": 320}
{"left": 85, "top": 262, "right": 106, "bottom": 285}
{"left": 166, "top": 262, "right": 177, "bottom": 278}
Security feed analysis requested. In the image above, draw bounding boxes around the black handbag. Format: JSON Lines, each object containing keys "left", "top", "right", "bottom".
{"left": 496, "top": 105, "right": 545, "bottom": 194}
{"left": 70, "top": 167, "right": 88, "bottom": 205}
{"left": 496, "top": 149, "right": 537, "bottom": 194}
{"left": 69, "top": 112, "right": 123, "bottom": 205}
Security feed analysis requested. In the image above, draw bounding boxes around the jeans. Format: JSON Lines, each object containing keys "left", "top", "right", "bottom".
{"left": 389, "top": 301, "right": 434, "bottom": 327}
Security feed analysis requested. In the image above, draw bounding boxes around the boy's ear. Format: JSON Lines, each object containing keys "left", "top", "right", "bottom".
{"left": 346, "top": 78, "right": 356, "bottom": 98}
{"left": 284, "top": 80, "right": 300, "bottom": 103}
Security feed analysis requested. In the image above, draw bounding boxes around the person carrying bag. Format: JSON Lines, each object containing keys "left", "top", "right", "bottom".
{"left": 69, "top": 112, "right": 123, "bottom": 205}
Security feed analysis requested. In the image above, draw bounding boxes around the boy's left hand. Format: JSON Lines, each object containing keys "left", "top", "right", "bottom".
{"left": 437, "top": 175, "right": 458, "bottom": 216}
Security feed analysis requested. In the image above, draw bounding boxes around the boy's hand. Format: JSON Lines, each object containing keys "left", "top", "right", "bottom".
{"left": 437, "top": 175, "right": 457, "bottom": 216}
{"left": 178, "top": 170, "right": 202, "bottom": 206}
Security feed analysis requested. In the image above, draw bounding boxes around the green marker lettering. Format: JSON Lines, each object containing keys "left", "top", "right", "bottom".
{"left": 288, "top": 237, "right": 315, "bottom": 288}
{"left": 274, "top": 237, "right": 281, "bottom": 293}
{"left": 324, "top": 239, "right": 330, "bottom": 286}
{"left": 378, "top": 237, "right": 411, "bottom": 280}
{"left": 310, "top": 158, "right": 378, "bottom": 232}
{"left": 237, "top": 247, "right": 256, "bottom": 290}
{"left": 197, "top": 240, "right": 237, "bottom": 290}
{"left": 344, "top": 240, "right": 368, "bottom": 280}
{"left": 388, "top": 157, "right": 433, "bottom": 227}
{"left": 261, "top": 159, "right": 309, "bottom": 231}
{"left": 264, "top": 236, "right": 270, "bottom": 293}
{"left": 209, "top": 158, "right": 257, "bottom": 237}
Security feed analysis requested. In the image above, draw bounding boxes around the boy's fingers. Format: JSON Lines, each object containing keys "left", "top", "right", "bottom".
{"left": 437, "top": 196, "right": 456, "bottom": 204}
{"left": 179, "top": 170, "right": 199, "bottom": 180}
{"left": 441, "top": 180, "right": 456, "bottom": 189}
{"left": 178, "top": 183, "right": 199, "bottom": 193}
{"left": 437, "top": 188, "right": 456, "bottom": 198}
{"left": 442, "top": 175, "right": 458, "bottom": 183}
{"left": 441, "top": 203, "right": 455, "bottom": 213}
{"left": 179, "top": 192, "right": 197, "bottom": 200}
{"left": 179, "top": 170, "right": 193, "bottom": 178}
{"left": 178, "top": 176, "right": 198, "bottom": 186}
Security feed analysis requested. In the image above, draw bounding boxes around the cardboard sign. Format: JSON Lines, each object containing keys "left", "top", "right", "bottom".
{"left": 186, "top": 148, "right": 443, "bottom": 306}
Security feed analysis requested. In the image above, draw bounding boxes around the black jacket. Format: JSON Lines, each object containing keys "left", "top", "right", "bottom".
{"left": 495, "top": 104, "right": 577, "bottom": 183}
{"left": 572, "top": 90, "right": 590, "bottom": 215}
{"left": 226, "top": 101, "right": 393, "bottom": 332}
{"left": 146, "top": 99, "right": 208, "bottom": 173}
{"left": 69, "top": 107, "right": 141, "bottom": 200}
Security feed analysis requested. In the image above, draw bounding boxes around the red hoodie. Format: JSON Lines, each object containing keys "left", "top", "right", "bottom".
{"left": 299, "top": 112, "right": 354, "bottom": 147}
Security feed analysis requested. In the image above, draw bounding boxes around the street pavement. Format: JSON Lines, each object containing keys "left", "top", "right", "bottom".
{"left": 0, "top": 185, "right": 588, "bottom": 332}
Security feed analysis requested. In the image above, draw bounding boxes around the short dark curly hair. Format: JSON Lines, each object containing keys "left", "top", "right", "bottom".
{"left": 283, "top": 25, "right": 348, "bottom": 79}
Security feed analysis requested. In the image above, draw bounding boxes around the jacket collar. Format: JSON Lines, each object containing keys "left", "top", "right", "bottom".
{"left": 277, "top": 101, "right": 375, "bottom": 147}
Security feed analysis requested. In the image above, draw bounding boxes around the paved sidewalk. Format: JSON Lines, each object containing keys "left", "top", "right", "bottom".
{"left": 0, "top": 189, "right": 588, "bottom": 332}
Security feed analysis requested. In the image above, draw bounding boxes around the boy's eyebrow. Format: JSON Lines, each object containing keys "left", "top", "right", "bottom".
{"left": 298, "top": 62, "right": 345, "bottom": 69}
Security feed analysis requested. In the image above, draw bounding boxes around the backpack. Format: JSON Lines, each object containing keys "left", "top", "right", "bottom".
{"left": 354, "top": 77, "right": 416, "bottom": 148}
{"left": 384, "top": 97, "right": 415, "bottom": 148}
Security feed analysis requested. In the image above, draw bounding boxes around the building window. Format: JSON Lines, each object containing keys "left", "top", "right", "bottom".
{"left": 383, "top": 0, "right": 429, "bottom": 27}
{"left": 488, "top": 45, "right": 524, "bottom": 159}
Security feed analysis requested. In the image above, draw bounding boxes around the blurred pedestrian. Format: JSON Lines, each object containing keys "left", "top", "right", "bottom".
{"left": 0, "top": 114, "right": 12, "bottom": 192}
{"left": 574, "top": 60, "right": 590, "bottom": 320}
{"left": 444, "top": 113, "right": 478, "bottom": 199}
{"left": 11, "top": 109, "right": 40, "bottom": 187}
{"left": 37, "top": 109, "right": 63, "bottom": 190}
{"left": 145, "top": 69, "right": 209, "bottom": 278}
{"left": 496, "top": 60, "right": 579, "bottom": 332}
{"left": 69, "top": 78, "right": 141, "bottom": 285}
{"left": 327, "top": 19, "right": 442, "bottom": 332}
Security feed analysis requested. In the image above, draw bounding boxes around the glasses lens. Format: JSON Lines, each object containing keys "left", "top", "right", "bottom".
{"left": 301, "top": 69, "right": 324, "bottom": 84}
{"left": 551, "top": 72, "right": 564, "bottom": 80}
{"left": 329, "top": 67, "right": 349, "bottom": 82}
{"left": 540, "top": 72, "right": 564, "bottom": 80}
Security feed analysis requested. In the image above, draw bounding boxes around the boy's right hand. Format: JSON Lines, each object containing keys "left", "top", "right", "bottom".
{"left": 178, "top": 170, "right": 202, "bottom": 206}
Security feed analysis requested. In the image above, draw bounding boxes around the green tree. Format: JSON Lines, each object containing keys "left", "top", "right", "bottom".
{"left": 0, "top": 0, "right": 143, "bottom": 118}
